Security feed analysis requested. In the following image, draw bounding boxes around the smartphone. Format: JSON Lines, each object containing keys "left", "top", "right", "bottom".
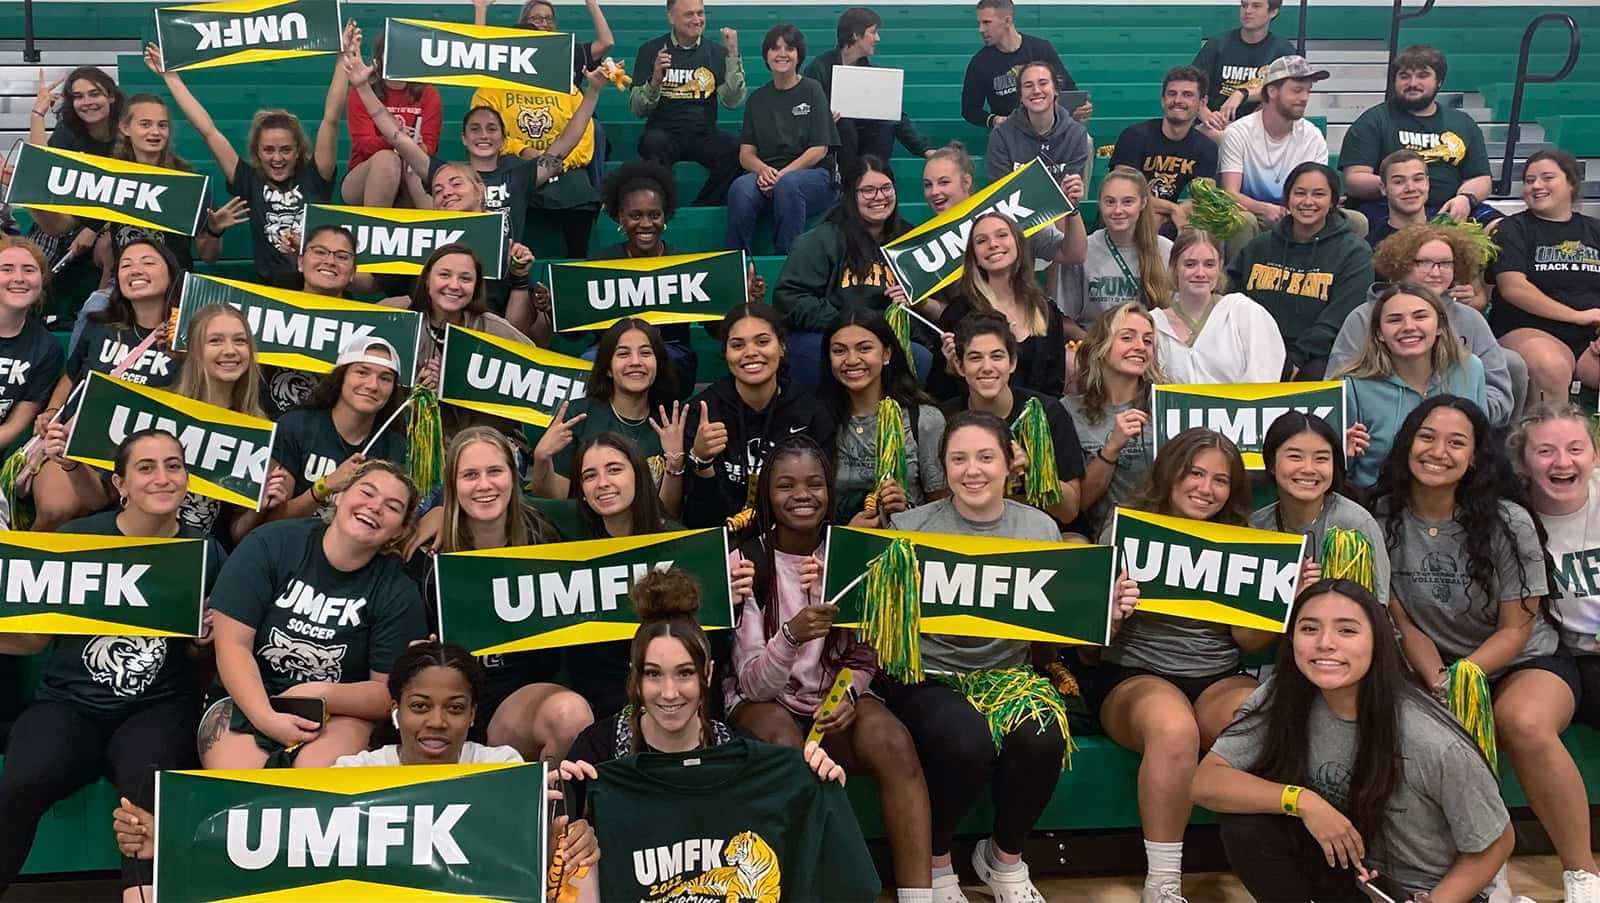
{"left": 1359, "top": 877, "right": 1400, "bottom": 903}
{"left": 269, "top": 695, "right": 326, "bottom": 725}
{"left": 1059, "top": 89, "right": 1090, "bottom": 112}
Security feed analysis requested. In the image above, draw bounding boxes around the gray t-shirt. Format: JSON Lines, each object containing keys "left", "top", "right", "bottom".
{"left": 1384, "top": 500, "right": 1557, "bottom": 672}
{"left": 1251, "top": 493, "right": 1391, "bottom": 606}
{"left": 1536, "top": 473, "right": 1600, "bottom": 654}
{"left": 1212, "top": 681, "right": 1509, "bottom": 901}
{"left": 835, "top": 403, "right": 947, "bottom": 515}
{"left": 1098, "top": 516, "right": 1241, "bottom": 677}
{"left": 1055, "top": 229, "right": 1172, "bottom": 330}
{"left": 1062, "top": 395, "right": 1153, "bottom": 536}
{"left": 890, "top": 498, "right": 1061, "bottom": 673}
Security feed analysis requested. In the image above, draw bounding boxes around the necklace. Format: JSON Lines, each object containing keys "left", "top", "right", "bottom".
{"left": 610, "top": 400, "right": 648, "bottom": 427}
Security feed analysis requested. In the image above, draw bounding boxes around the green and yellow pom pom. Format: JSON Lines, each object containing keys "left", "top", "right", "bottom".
{"left": 859, "top": 538, "right": 923, "bottom": 684}
{"left": 885, "top": 304, "right": 917, "bottom": 369}
{"left": 1009, "top": 396, "right": 1061, "bottom": 509}
{"left": 1445, "top": 658, "right": 1498, "bottom": 775}
{"left": 1189, "top": 177, "right": 1250, "bottom": 240}
{"left": 0, "top": 448, "right": 34, "bottom": 531}
{"left": 949, "top": 666, "right": 1075, "bottom": 770}
{"left": 1427, "top": 214, "right": 1501, "bottom": 266}
{"left": 1321, "top": 527, "right": 1376, "bottom": 592}
{"left": 875, "top": 398, "right": 908, "bottom": 488}
{"left": 405, "top": 386, "right": 444, "bottom": 495}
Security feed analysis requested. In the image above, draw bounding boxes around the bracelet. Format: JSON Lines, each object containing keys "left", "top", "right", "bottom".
{"left": 507, "top": 270, "right": 531, "bottom": 291}
{"left": 1281, "top": 784, "right": 1304, "bottom": 817}
{"left": 1458, "top": 191, "right": 1481, "bottom": 208}
{"left": 31, "top": 109, "right": 47, "bottom": 118}
{"left": 1096, "top": 447, "right": 1118, "bottom": 465}
{"left": 204, "top": 223, "right": 224, "bottom": 238}
{"left": 688, "top": 450, "right": 715, "bottom": 468}
{"left": 780, "top": 621, "right": 800, "bottom": 647}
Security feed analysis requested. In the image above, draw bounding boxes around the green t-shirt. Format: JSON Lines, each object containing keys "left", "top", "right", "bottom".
{"left": 549, "top": 397, "right": 666, "bottom": 485}
{"left": 209, "top": 518, "right": 426, "bottom": 694}
{"left": 1192, "top": 28, "right": 1297, "bottom": 117}
{"left": 1339, "top": 102, "right": 1490, "bottom": 208}
{"left": 590, "top": 739, "right": 880, "bottom": 903}
{"left": 273, "top": 407, "right": 409, "bottom": 497}
{"left": 36, "top": 510, "right": 225, "bottom": 717}
{"left": 739, "top": 77, "right": 837, "bottom": 172}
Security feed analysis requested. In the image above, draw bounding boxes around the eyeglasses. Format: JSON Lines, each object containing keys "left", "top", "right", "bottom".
{"left": 856, "top": 184, "right": 896, "bottom": 199}
{"left": 525, "top": 15, "right": 555, "bottom": 26}
{"left": 306, "top": 246, "right": 355, "bottom": 263}
{"left": 1411, "top": 257, "right": 1454, "bottom": 273}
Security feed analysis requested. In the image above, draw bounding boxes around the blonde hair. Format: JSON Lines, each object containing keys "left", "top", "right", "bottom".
{"left": 246, "top": 109, "right": 312, "bottom": 175}
{"left": 1099, "top": 167, "right": 1172, "bottom": 309}
{"left": 1333, "top": 283, "right": 1466, "bottom": 381}
{"left": 1072, "top": 302, "right": 1164, "bottom": 426}
{"left": 1165, "top": 227, "right": 1229, "bottom": 304}
{"left": 0, "top": 237, "right": 50, "bottom": 300}
{"left": 1508, "top": 400, "right": 1600, "bottom": 480}
{"left": 439, "top": 427, "right": 560, "bottom": 553}
{"left": 173, "top": 305, "right": 266, "bottom": 418}
{"left": 958, "top": 212, "right": 1050, "bottom": 335}
{"left": 327, "top": 459, "right": 419, "bottom": 555}
{"left": 430, "top": 162, "right": 486, "bottom": 210}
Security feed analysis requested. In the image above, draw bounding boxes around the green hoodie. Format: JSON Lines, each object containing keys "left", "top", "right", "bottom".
{"left": 773, "top": 222, "right": 901, "bottom": 333}
{"left": 1226, "top": 211, "right": 1375, "bottom": 371}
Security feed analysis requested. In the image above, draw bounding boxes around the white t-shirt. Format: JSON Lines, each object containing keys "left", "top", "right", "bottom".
{"left": 334, "top": 742, "right": 523, "bottom": 767}
{"left": 1217, "top": 110, "right": 1329, "bottom": 205}
{"left": 1152, "top": 292, "right": 1285, "bottom": 384}
{"left": 1536, "top": 473, "right": 1600, "bottom": 654}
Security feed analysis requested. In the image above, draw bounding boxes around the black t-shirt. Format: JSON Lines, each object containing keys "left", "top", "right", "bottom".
{"left": 1192, "top": 28, "right": 1296, "bottom": 117}
{"left": 47, "top": 123, "right": 115, "bottom": 157}
{"left": 66, "top": 321, "right": 181, "bottom": 388}
{"left": 631, "top": 35, "right": 732, "bottom": 135}
{"left": 935, "top": 298, "right": 1068, "bottom": 398}
{"left": 36, "top": 510, "right": 224, "bottom": 717}
{"left": 209, "top": 518, "right": 427, "bottom": 694}
{"left": 427, "top": 154, "right": 539, "bottom": 248}
{"left": 1110, "top": 118, "right": 1219, "bottom": 202}
{"left": 1489, "top": 211, "right": 1600, "bottom": 357}
{"left": 229, "top": 158, "right": 336, "bottom": 283}
{"left": 0, "top": 317, "right": 65, "bottom": 425}
{"left": 273, "top": 407, "right": 409, "bottom": 497}
{"left": 961, "top": 34, "right": 1075, "bottom": 128}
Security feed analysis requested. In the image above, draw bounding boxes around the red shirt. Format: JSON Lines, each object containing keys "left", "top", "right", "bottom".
{"left": 346, "top": 82, "right": 442, "bottom": 169}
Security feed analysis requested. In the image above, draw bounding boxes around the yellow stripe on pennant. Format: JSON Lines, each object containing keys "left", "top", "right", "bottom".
{"left": 449, "top": 528, "right": 711, "bottom": 562}
{"left": 214, "top": 878, "right": 512, "bottom": 902}
{"left": 168, "top": 0, "right": 297, "bottom": 14}
{"left": 393, "top": 17, "right": 562, "bottom": 40}
{"left": 1116, "top": 507, "right": 1307, "bottom": 547}
{"left": 168, "top": 762, "right": 527, "bottom": 795}
{"left": 1134, "top": 598, "right": 1288, "bottom": 633}
{"left": 1155, "top": 380, "right": 1343, "bottom": 402}
{"left": 557, "top": 250, "right": 738, "bottom": 273}
{"left": 0, "top": 613, "right": 193, "bottom": 638}
{"left": 842, "top": 524, "right": 1097, "bottom": 555}
{"left": 174, "top": 48, "right": 332, "bottom": 71}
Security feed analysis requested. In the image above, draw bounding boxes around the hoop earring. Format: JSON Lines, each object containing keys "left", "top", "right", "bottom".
{"left": 390, "top": 709, "right": 399, "bottom": 729}
{"left": 118, "top": 495, "right": 128, "bottom": 509}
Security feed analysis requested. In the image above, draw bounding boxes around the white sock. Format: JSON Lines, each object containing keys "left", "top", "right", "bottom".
{"left": 898, "top": 889, "right": 934, "bottom": 903}
{"left": 1144, "top": 840, "right": 1183, "bottom": 885}
{"left": 932, "top": 862, "right": 956, "bottom": 880}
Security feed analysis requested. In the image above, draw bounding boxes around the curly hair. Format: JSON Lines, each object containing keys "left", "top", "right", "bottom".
{"left": 1371, "top": 223, "right": 1486, "bottom": 286}
{"left": 1508, "top": 400, "right": 1600, "bottom": 482}
{"left": 602, "top": 159, "right": 679, "bottom": 223}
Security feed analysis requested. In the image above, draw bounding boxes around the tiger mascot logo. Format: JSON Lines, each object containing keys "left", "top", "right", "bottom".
{"left": 82, "top": 636, "right": 168, "bottom": 697}
{"left": 645, "top": 831, "right": 782, "bottom": 903}
{"left": 258, "top": 627, "right": 347, "bottom": 683}
{"left": 518, "top": 106, "right": 554, "bottom": 141}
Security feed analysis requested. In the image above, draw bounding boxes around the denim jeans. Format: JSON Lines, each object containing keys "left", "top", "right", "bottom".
{"left": 68, "top": 288, "right": 112, "bottom": 356}
{"left": 724, "top": 167, "right": 836, "bottom": 254}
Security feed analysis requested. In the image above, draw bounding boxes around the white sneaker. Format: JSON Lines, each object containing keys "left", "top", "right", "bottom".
{"left": 931, "top": 871, "right": 970, "bottom": 903}
{"left": 1140, "top": 880, "right": 1187, "bottom": 903}
{"left": 1565, "top": 869, "right": 1600, "bottom": 903}
{"left": 970, "top": 838, "right": 1045, "bottom": 903}
{"left": 1487, "top": 863, "right": 1514, "bottom": 903}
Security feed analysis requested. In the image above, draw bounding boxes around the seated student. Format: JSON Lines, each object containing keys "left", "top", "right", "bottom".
{"left": 773, "top": 158, "right": 923, "bottom": 387}
{"left": 1152, "top": 227, "right": 1282, "bottom": 384}
{"left": 1063, "top": 302, "right": 1160, "bottom": 536}
{"left": 419, "top": 164, "right": 545, "bottom": 341}
{"left": 804, "top": 8, "right": 934, "bottom": 176}
{"left": 1375, "top": 396, "right": 1599, "bottom": 903}
{"left": 1331, "top": 224, "right": 1514, "bottom": 425}
{"left": 940, "top": 313, "right": 1085, "bottom": 530}
{"left": 1251, "top": 413, "right": 1389, "bottom": 603}
{"left": 1365, "top": 149, "right": 1431, "bottom": 248}
{"left": 1489, "top": 149, "right": 1600, "bottom": 406}
{"left": 31, "top": 240, "right": 185, "bottom": 531}
{"left": 25, "top": 66, "right": 124, "bottom": 274}
{"left": 1087, "top": 427, "right": 1280, "bottom": 903}
{"left": 1193, "top": 0, "right": 1296, "bottom": 137}
{"left": 341, "top": 31, "right": 440, "bottom": 208}
{"left": 1061, "top": 168, "right": 1172, "bottom": 341}
{"left": 985, "top": 60, "right": 1093, "bottom": 183}
{"left": 1338, "top": 283, "right": 1485, "bottom": 490}
{"left": 818, "top": 310, "right": 947, "bottom": 524}
{"left": 886, "top": 411, "right": 1138, "bottom": 902}
{"left": 1227, "top": 162, "right": 1374, "bottom": 380}
{"left": 268, "top": 337, "right": 409, "bottom": 522}
{"left": 1193, "top": 580, "right": 1514, "bottom": 903}
{"left": 1217, "top": 55, "right": 1330, "bottom": 229}
{"left": 0, "top": 238, "right": 66, "bottom": 454}
{"left": 531, "top": 318, "right": 688, "bottom": 518}
{"left": 201, "top": 459, "right": 427, "bottom": 768}
{"left": 727, "top": 435, "right": 933, "bottom": 901}
{"left": 629, "top": 0, "right": 746, "bottom": 207}
{"left": 0, "top": 429, "right": 224, "bottom": 903}
{"left": 933, "top": 213, "right": 1069, "bottom": 396}
{"left": 962, "top": 0, "right": 1089, "bottom": 131}
{"left": 417, "top": 430, "right": 591, "bottom": 760}
{"left": 1110, "top": 66, "right": 1220, "bottom": 234}
{"left": 1340, "top": 45, "right": 1492, "bottom": 225}
{"left": 727, "top": 24, "right": 840, "bottom": 255}
{"left": 259, "top": 224, "right": 362, "bottom": 418}
{"left": 150, "top": 38, "right": 347, "bottom": 285}
{"left": 682, "top": 304, "right": 836, "bottom": 528}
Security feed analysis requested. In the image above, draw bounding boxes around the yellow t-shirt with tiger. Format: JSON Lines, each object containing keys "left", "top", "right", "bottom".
{"left": 469, "top": 86, "right": 595, "bottom": 169}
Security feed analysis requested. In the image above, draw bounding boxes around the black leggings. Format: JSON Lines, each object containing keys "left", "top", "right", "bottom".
{"left": 1575, "top": 655, "right": 1600, "bottom": 729}
{"left": 1220, "top": 813, "right": 1369, "bottom": 903}
{"left": 0, "top": 697, "right": 199, "bottom": 890}
{"left": 883, "top": 680, "right": 1064, "bottom": 856}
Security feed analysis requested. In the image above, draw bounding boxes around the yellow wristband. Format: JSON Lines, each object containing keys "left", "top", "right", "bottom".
{"left": 1281, "top": 784, "right": 1304, "bottom": 817}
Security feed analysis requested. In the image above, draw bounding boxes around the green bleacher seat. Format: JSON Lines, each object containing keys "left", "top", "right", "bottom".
{"left": 1538, "top": 115, "right": 1600, "bottom": 156}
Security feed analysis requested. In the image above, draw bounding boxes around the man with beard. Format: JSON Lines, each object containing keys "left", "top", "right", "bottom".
{"left": 1218, "top": 55, "right": 1330, "bottom": 222}
{"left": 1111, "top": 65, "right": 1219, "bottom": 234}
{"left": 1340, "top": 45, "right": 1492, "bottom": 223}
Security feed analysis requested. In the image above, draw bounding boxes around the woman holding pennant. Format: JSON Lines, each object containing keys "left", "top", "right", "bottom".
{"left": 258, "top": 224, "right": 364, "bottom": 419}
{"left": 30, "top": 239, "right": 184, "bottom": 531}
{"left": 726, "top": 434, "right": 934, "bottom": 902}
{"left": 25, "top": 66, "right": 123, "bottom": 277}
{"left": 0, "top": 238, "right": 65, "bottom": 455}
{"left": 530, "top": 317, "right": 689, "bottom": 519}
{"left": 819, "top": 308, "right": 947, "bottom": 526}
{"left": 1087, "top": 427, "right": 1281, "bottom": 903}
{"left": 1063, "top": 302, "right": 1162, "bottom": 537}
{"left": 871, "top": 410, "right": 1139, "bottom": 903}
{"left": 1375, "top": 395, "right": 1600, "bottom": 902}
{"left": 201, "top": 458, "right": 428, "bottom": 769}
{"left": 0, "top": 428, "right": 224, "bottom": 902}
{"left": 148, "top": 29, "right": 351, "bottom": 286}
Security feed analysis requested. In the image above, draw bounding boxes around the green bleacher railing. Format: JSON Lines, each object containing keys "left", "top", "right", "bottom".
{"left": 1386, "top": 0, "right": 1437, "bottom": 86}
{"left": 1498, "top": 13, "right": 1582, "bottom": 196}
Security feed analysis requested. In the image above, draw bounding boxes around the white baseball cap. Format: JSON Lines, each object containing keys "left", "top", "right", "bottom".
{"left": 334, "top": 336, "right": 401, "bottom": 374}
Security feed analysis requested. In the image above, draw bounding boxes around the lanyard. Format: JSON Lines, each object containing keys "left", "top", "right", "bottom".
{"left": 1104, "top": 231, "right": 1137, "bottom": 287}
